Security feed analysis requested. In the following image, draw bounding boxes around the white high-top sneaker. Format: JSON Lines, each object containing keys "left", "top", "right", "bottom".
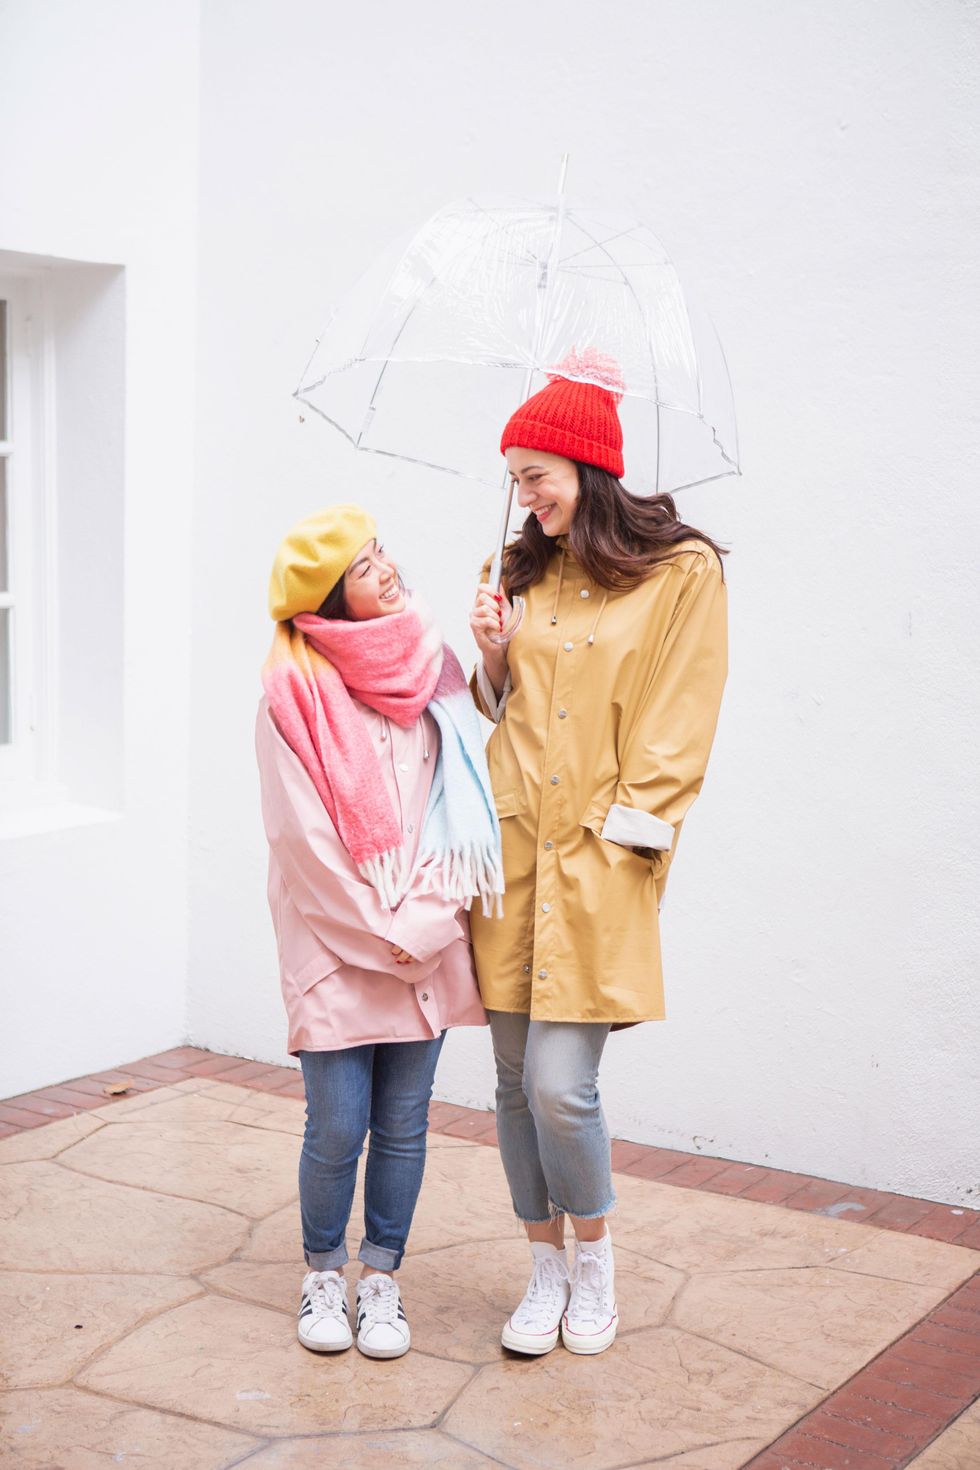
{"left": 562, "top": 1231, "right": 619, "bottom": 1354}
{"left": 297, "top": 1269, "right": 352, "bottom": 1352}
{"left": 501, "top": 1242, "right": 571, "bottom": 1355}
{"left": 355, "top": 1274, "right": 411, "bottom": 1359}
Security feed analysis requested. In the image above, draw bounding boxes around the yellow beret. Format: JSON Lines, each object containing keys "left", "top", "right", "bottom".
{"left": 268, "top": 504, "right": 377, "bottom": 621}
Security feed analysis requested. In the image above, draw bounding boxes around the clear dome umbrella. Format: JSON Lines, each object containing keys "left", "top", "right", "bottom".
{"left": 295, "top": 157, "right": 739, "bottom": 639}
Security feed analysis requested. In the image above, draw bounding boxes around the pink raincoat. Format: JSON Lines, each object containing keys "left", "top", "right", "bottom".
{"left": 256, "top": 697, "right": 488, "bottom": 1052}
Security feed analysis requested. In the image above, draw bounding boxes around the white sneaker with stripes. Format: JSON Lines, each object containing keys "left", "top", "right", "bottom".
{"left": 355, "top": 1273, "right": 411, "bottom": 1359}
{"left": 297, "top": 1269, "right": 352, "bottom": 1352}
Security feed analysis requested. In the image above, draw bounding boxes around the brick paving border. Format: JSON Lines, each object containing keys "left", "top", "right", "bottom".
{"left": 743, "top": 1273, "right": 980, "bottom": 1469}
{"left": 2, "top": 1046, "right": 978, "bottom": 1468}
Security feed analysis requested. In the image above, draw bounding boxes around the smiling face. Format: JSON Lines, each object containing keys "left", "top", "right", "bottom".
{"left": 505, "top": 448, "right": 581, "bottom": 537}
{"left": 342, "top": 539, "right": 406, "bottom": 620}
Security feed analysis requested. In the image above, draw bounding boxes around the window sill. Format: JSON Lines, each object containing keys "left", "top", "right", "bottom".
{"left": 0, "top": 801, "right": 121, "bottom": 840}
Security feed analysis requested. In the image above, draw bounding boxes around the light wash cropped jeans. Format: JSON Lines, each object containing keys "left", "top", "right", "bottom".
{"left": 298, "top": 1032, "right": 445, "bottom": 1273}
{"left": 488, "top": 1011, "right": 616, "bottom": 1223}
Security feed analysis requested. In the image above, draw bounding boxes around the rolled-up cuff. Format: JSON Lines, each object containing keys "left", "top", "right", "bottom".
{"left": 358, "top": 1238, "right": 401, "bottom": 1272}
{"left": 305, "top": 1242, "right": 349, "bottom": 1270}
{"left": 600, "top": 803, "right": 674, "bottom": 851}
{"left": 475, "top": 662, "right": 512, "bottom": 722}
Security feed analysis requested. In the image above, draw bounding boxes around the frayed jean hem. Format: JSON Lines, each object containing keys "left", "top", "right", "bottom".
{"left": 513, "top": 1193, "right": 617, "bottom": 1225}
{"left": 557, "top": 1195, "right": 616, "bottom": 1221}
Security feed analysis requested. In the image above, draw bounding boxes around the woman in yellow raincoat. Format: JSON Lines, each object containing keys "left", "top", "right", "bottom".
{"left": 469, "top": 352, "right": 728, "bottom": 1359}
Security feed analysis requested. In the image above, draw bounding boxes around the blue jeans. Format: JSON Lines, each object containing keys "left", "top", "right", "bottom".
{"left": 299, "top": 1032, "right": 445, "bottom": 1272}
{"left": 488, "top": 1011, "right": 615, "bottom": 1223}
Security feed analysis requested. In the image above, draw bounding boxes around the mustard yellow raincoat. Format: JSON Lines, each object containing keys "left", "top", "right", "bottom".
{"left": 470, "top": 537, "right": 727, "bottom": 1024}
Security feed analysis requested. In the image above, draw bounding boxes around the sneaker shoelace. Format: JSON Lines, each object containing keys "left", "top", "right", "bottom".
{"left": 307, "top": 1272, "right": 347, "bottom": 1320}
{"left": 513, "top": 1255, "right": 568, "bottom": 1329}
{"left": 568, "top": 1250, "right": 609, "bottom": 1326}
{"left": 358, "top": 1274, "right": 401, "bottom": 1328}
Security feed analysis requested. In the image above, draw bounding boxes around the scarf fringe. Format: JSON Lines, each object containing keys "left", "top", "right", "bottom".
{"left": 414, "top": 842, "right": 506, "bottom": 919}
{"left": 357, "top": 848, "right": 410, "bottom": 911}
{"left": 359, "top": 843, "right": 505, "bottom": 918}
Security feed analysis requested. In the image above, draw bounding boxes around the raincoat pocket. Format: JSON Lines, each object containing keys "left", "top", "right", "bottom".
{"left": 494, "top": 789, "right": 527, "bottom": 820}
{"left": 290, "top": 948, "right": 344, "bottom": 994}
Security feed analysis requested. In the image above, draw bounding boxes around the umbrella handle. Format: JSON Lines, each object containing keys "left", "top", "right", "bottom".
{"left": 487, "top": 461, "right": 526, "bottom": 643}
{"left": 488, "top": 594, "right": 525, "bottom": 645}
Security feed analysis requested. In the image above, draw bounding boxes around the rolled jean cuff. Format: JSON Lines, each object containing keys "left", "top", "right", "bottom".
{"left": 305, "top": 1242, "right": 349, "bottom": 1270}
{"left": 358, "top": 1238, "right": 401, "bottom": 1272}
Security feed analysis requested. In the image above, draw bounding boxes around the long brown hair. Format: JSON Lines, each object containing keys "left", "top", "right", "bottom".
{"left": 502, "top": 462, "right": 726, "bottom": 597}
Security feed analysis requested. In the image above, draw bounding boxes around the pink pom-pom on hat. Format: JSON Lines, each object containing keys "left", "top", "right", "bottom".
{"left": 501, "top": 346, "right": 626, "bottom": 476}
{"left": 546, "top": 347, "right": 625, "bottom": 404}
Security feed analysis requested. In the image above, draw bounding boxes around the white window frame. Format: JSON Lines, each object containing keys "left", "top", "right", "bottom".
{"left": 0, "top": 271, "right": 57, "bottom": 797}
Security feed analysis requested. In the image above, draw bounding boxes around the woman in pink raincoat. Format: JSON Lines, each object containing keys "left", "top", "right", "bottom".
{"left": 256, "top": 503, "right": 501, "bottom": 1361}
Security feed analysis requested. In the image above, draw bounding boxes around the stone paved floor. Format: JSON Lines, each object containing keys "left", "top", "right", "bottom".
{"left": 1, "top": 1074, "right": 978, "bottom": 1469}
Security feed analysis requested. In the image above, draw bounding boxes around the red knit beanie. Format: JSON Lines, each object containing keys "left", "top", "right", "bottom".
{"left": 500, "top": 348, "right": 626, "bottom": 477}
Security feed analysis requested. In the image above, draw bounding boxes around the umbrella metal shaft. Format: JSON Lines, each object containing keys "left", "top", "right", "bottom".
{"left": 489, "top": 362, "right": 535, "bottom": 592}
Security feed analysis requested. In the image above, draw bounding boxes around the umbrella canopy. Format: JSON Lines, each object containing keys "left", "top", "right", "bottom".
{"left": 295, "top": 195, "right": 739, "bottom": 497}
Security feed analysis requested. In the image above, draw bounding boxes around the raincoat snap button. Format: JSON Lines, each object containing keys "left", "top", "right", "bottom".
{"left": 544, "top": 840, "right": 553, "bottom": 850}
{"left": 580, "top": 588, "right": 590, "bottom": 598}
{"left": 542, "top": 902, "right": 551, "bottom": 913}
{"left": 557, "top": 709, "right": 567, "bottom": 719}
{"left": 563, "top": 641, "right": 573, "bottom": 652}
{"left": 407, "top": 823, "right": 414, "bottom": 833}
{"left": 550, "top": 775, "right": 559, "bottom": 785}
{"left": 522, "top": 964, "right": 530, "bottom": 973}
{"left": 421, "top": 992, "right": 429, "bottom": 1002}
{"left": 538, "top": 969, "right": 548, "bottom": 979}
{"left": 398, "top": 762, "right": 409, "bottom": 772}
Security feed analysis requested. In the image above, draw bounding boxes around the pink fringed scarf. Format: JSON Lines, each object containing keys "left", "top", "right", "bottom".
{"left": 262, "top": 601, "right": 503, "bottom": 912}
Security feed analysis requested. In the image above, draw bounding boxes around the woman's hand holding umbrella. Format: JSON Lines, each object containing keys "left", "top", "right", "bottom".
{"left": 470, "top": 583, "right": 512, "bottom": 697}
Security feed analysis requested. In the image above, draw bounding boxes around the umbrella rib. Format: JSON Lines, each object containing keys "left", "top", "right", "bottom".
{"left": 294, "top": 304, "right": 341, "bottom": 397}
{"left": 554, "top": 214, "right": 663, "bottom": 490}
{"left": 557, "top": 224, "right": 646, "bottom": 267}
{"left": 708, "top": 319, "right": 740, "bottom": 471}
{"left": 341, "top": 220, "right": 437, "bottom": 390}
{"left": 352, "top": 206, "right": 480, "bottom": 437}
{"left": 355, "top": 204, "right": 544, "bottom": 424}
{"left": 292, "top": 396, "right": 362, "bottom": 449}
{"left": 559, "top": 262, "right": 658, "bottom": 273}
{"left": 297, "top": 398, "right": 503, "bottom": 484}
{"left": 347, "top": 201, "right": 495, "bottom": 394}
{"left": 356, "top": 294, "right": 430, "bottom": 443}
{"left": 462, "top": 195, "right": 548, "bottom": 269}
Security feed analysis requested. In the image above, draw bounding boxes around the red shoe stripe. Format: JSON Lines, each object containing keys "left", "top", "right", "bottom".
{"left": 563, "top": 1312, "right": 618, "bottom": 1333}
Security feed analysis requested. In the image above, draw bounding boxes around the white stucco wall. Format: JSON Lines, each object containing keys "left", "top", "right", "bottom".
{"left": 0, "top": 0, "right": 199, "bottom": 1092}
{"left": 187, "top": 0, "right": 980, "bottom": 1207}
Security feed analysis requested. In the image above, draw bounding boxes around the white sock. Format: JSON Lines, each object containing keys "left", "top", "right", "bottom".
{"left": 530, "top": 1240, "right": 566, "bottom": 1261}
{"left": 576, "top": 1229, "right": 611, "bottom": 1258}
